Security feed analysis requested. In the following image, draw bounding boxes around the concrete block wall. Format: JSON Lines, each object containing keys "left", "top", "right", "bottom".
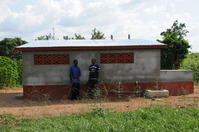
{"left": 22, "top": 49, "right": 161, "bottom": 86}
{"left": 22, "top": 49, "right": 194, "bottom": 99}
{"left": 101, "top": 70, "right": 193, "bottom": 96}
{"left": 157, "top": 70, "right": 193, "bottom": 95}
{"left": 159, "top": 70, "right": 193, "bottom": 82}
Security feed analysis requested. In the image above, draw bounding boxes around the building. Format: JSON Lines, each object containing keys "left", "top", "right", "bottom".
{"left": 16, "top": 39, "right": 193, "bottom": 99}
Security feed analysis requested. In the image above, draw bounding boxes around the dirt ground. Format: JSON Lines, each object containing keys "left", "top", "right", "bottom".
{"left": 0, "top": 86, "right": 199, "bottom": 118}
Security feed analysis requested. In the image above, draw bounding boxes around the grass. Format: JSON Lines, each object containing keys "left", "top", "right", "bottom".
{"left": 1, "top": 106, "right": 199, "bottom": 132}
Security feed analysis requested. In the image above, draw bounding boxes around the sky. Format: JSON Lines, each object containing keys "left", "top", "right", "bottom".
{"left": 0, "top": 0, "right": 199, "bottom": 52}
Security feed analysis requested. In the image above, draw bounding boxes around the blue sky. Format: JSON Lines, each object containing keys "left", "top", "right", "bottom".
{"left": 0, "top": 0, "right": 199, "bottom": 52}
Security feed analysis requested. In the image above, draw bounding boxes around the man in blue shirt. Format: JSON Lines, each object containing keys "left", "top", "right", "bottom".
{"left": 87, "top": 58, "right": 100, "bottom": 98}
{"left": 69, "top": 59, "right": 81, "bottom": 100}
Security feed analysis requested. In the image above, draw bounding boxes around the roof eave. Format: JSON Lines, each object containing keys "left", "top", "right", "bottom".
{"left": 15, "top": 45, "right": 167, "bottom": 52}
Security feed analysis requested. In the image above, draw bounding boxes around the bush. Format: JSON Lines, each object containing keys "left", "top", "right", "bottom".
{"left": 16, "top": 59, "right": 23, "bottom": 85}
{"left": 88, "top": 107, "right": 107, "bottom": 118}
{"left": 180, "top": 53, "right": 199, "bottom": 83}
{"left": 0, "top": 56, "right": 20, "bottom": 89}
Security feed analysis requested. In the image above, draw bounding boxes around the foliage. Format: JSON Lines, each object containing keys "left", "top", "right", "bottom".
{"left": 63, "top": 28, "right": 106, "bottom": 40}
{"left": 91, "top": 28, "right": 106, "bottom": 39}
{"left": 63, "top": 35, "right": 69, "bottom": 40}
{"left": 88, "top": 107, "right": 107, "bottom": 118}
{"left": 0, "top": 114, "right": 17, "bottom": 126}
{"left": 74, "top": 34, "right": 85, "bottom": 40}
{"left": 1, "top": 107, "right": 199, "bottom": 132}
{"left": 158, "top": 20, "right": 190, "bottom": 69}
{"left": 0, "top": 56, "right": 21, "bottom": 89}
{"left": 0, "top": 37, "right": 27, "bottom": 60}
{"left": 16, "top": 59, "right": 23, "bottom": 85}
{"left": 36, "top": 33, "right": 55, "bottom": 40}
{"left": 180, "top": 53, "right": 199, "bottom": 83}
{"left": 63, "top": 34, "right": 85, "bottom": 40}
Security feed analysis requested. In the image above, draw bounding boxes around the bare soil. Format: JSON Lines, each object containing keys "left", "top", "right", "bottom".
{"left": 0, "top": 87, "right": 199, "bottom": 118}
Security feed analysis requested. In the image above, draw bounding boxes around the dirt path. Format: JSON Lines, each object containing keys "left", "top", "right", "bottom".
{"left": 0, "top": 87, "right": 199, "bottom": 118}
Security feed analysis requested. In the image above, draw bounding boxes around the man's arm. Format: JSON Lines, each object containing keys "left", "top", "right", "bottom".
{"left": 79, "top": 67, "right": 81, "bottom": 77}
{"left": 97, "top": 65, "right": 100, "bottom": 71}
{"left": 96, "top": 65, "right": 100, "bottom": 79}
{"left": 69, "top": 67, "right": 73, "bottom": 83}
{"left": 89, "top": 65, "right": 92, "bottom": 71}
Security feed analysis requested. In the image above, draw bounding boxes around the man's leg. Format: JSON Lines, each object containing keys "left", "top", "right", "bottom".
{"left": 90, "top": 80, "right": 98, "bottom": 98}
{"left": 87, "top": 80, "right": 93, "bottom": 98}
{"left": 71, "top": 83, "right": 80, "bottom": 100}
{"left": 70, "top": 83, "right": 76, "bottom": 100}
{"left": 92, "top": 80, "right": 98, "bottom": 97}
{"left": 75, "top": 83, "right": 80, "bottom": 99}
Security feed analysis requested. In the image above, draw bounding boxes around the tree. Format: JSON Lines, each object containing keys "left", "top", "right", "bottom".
{"left": 74, "top": 34, "right": 85, "bottom": 40}
{"left": 158, "top": 20, "right": 190, "bottom": 69}
{"left": 63, "top": 34, "right": 85, "bottom": 40}
{"left": 91, "top": 28, "right": 105, "bottom": 39}
{"left": 63, "top": 35, "right": 69, "bottom": 40}
{"left": 0, "top": 37, "right": 27, "bottom": 60}
{"left": 36, "top": 33, "right": 54, "bottom": 40}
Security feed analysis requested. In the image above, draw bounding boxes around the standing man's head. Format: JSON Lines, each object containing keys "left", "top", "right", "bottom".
{"left": 73, "top": 59, "right": 78, "bottom": 66}
{"left": 91, "top": 58, "right": 96, "bottom": 65}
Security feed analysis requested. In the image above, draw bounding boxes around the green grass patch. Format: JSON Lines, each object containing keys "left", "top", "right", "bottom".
{"left": 1, "top": 107, "right": 199, "bottom": 132}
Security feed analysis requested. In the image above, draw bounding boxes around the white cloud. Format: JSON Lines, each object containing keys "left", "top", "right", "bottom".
{"left": 0, "top": 0, "right": 11, "bottom": 23}
{"left": 0, "top": 0, "right": 199, "bottom": 52}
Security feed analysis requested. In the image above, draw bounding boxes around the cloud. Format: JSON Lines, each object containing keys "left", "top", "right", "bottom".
{"left": 0, "top": 0, "right": 198, "bottom": 52}
{"left": 0, "top": 0, "right": 11, "bottom": 23}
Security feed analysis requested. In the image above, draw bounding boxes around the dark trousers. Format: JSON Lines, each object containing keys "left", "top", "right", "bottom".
{"left": 88, "top": 80, "right": 98, "bottom": 98}
{"left": 70, "top": 83, "right": 80, "bottom": 100}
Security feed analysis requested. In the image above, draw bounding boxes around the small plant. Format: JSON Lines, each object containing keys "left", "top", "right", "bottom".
{"left": 0, "top": 114, "right": 16, "bottom": 126}
{"left": 92, "top": 87, "right": 101, "bottom": 99}
{"left": 134, "top": 81, "right": 141, "bottom": 97}
{"left": 81, "top": 81, "right": 109, "bottom": 100}
{"left": 90, "top": 107, "right": 107, "bottom": 117}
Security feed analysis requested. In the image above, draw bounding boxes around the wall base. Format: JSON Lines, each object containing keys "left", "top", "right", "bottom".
{"left": 23, "top": 81, "right": 194, "bottom": 99}
{"left": 101, "top": 81, "right": 194, "bottom": 96}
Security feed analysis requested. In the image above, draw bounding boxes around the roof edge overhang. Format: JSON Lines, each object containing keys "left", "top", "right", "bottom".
{"left": 15, "top": 45, "right": 167, "bottom": 52}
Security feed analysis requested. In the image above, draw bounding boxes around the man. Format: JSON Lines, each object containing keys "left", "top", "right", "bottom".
{"left": 69, "top": 59, "right": 81, "bottom": 100}
{"left": 87, "top": 58, "right": 100, "bottom": 98}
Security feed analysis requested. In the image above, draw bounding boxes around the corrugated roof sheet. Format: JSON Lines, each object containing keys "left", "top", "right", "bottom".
{"left": 17, "top": 39, "right": 165, "bottom": 48}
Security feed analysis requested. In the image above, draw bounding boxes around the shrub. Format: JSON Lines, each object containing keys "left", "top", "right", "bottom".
{"left": 0, "top": 56, "right": 19, "bottom": 89}
{"left": 89, "top": 107, "right": 107, "bottom": 117}
{"left": 180, "top": 53, "right": 199, "bottom": 83}
{"left": 16, "top": 59, "right": 23, "bottom": 85}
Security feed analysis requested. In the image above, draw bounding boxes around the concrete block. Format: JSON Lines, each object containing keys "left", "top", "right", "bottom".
{"left": 144, "top": 89, "right": 169, "bottom": 98}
